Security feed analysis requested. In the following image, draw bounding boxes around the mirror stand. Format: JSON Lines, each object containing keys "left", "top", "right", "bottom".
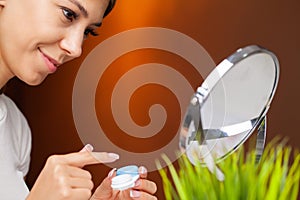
{"left": 255, "top": 116, "right": 266, "bottom": 163}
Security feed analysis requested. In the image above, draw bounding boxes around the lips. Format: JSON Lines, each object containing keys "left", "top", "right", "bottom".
{"left": 39, "top": 48, "right": 61, "bottom": 73}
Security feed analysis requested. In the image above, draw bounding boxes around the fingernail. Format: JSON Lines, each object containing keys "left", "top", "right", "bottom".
{"left": 80, "top": 144, "right": 94, "bottom": 152}
{"left": 139, "top": 166, "right": 147, "bottom": 174}
{"left": 134, "top": 180, "right": 141, "bottom": 187}
{"left": 108, "top": 153, "right": 120, "bottom": 160}
{"left": 84, "top": 144, "right": 94, "bottom": 152}
{"left": 130, "top": 190, "right": 141, "bottom": 198}
{"left": 108, "top": 168, "right": 117, "bottom": 178}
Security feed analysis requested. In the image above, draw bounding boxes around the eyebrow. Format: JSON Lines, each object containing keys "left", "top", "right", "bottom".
{"left": 67, "top": 0, "right": 103, "bottom": 27}
{"left": 68, "top": 0, "right": 88, "bottom": 17}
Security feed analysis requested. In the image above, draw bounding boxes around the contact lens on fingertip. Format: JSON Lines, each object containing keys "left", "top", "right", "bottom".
{"left": 111, "top": 165, "right": 139, "bottom": 190}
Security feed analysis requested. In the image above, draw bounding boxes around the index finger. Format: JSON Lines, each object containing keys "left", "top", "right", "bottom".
{"left": 63, "top": 151, "right": 119, "bottom": 168}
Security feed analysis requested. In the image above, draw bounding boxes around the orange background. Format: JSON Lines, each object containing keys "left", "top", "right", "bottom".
{"left": 6, "top": 0, "right": 300, "bottom": 199}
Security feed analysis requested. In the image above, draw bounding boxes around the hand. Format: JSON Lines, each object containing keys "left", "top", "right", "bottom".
{"left": 90, "top": 166, "right": 157, "bottom": 200}
{"left": 26, "top": 145, "right": 119, "bottom": 200}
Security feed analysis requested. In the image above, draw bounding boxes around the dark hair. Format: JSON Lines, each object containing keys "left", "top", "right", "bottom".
{"left": 103, "top": 0, "right": 116, "bottom": 17}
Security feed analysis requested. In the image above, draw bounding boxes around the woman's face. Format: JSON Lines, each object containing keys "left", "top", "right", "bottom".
{"left": 0, "top": 0, "right": 109, "bottom": 85}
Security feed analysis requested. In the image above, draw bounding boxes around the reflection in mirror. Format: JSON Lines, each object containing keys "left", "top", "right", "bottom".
{"left": 179, "top": 45, "right": 279, "bottom": 177}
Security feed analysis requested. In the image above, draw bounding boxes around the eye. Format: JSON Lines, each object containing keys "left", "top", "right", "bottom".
{"left": 62, "top": 7, "right": 78, "bottom": 22}
{"left": 84, "top": 28, "right": 99, "bottom": 37}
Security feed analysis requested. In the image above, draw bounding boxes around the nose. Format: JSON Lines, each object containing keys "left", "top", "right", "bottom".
{"left": 59, "top": 30, "right": 83, "bottom": 59}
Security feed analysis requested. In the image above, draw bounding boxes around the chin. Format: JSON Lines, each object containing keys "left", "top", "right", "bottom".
{"left": 20, "top": 74, "right": 47, "bottom": 86}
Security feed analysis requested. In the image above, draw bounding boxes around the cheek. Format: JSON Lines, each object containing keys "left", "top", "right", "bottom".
{"left": 0, "top": 24, "right": 23, "bottom": 72}
{"left": 0, "top": 26, "right": 31, "bottom": 65}
{"left": 7, "top": 6, "right": 60, "bottom": 47}
{"left": 0, "top": 16, "right": 35, "bottom": 53}
{"left": 0, "top": 18, "right": 40, "bottom": 79}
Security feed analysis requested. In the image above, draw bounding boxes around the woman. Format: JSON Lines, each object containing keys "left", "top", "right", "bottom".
{"left": 0, "top": 0, "right": 157, "bottom": 199}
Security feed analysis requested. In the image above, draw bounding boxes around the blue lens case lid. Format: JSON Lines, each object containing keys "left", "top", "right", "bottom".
{"left": 116, "top": 165, "right": 139, "bottom": 176}
{"left": 111, "top": 165, "right": 139, "bottom": 191}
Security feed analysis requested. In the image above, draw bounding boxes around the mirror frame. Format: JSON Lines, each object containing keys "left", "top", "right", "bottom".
{"left": 180, "top": 45, "right": 280, "bottom": 165}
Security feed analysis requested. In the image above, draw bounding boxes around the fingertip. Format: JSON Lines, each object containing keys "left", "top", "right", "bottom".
{"left": 108, "top": 153, "right": 120, "bottom": 160}
{"left": 138, "top": 166, "right": 147, "bottom": 176}
{"left": 108, "top": 168, "right": 117, "bottom": 178}
{"left": 130, "top": 190, "right": 141, "bottom": 198}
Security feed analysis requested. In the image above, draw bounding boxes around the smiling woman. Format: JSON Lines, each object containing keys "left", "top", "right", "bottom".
{"left": 0, "top": 0, "right": 108, "bottom": 85}
{"left": 0, "top": 0, "right": 157, "bottom": 199}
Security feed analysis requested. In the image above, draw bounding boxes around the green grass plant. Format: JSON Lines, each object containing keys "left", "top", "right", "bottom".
{"left": 157, "top": 139, "right": 300, "bottom": 200}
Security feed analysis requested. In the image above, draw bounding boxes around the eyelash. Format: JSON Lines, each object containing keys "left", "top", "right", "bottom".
{"left": 62, "top": 7, "right": 78, "bottom": 22}
{"left": 84, "top": 29, "right": 99, "bottom": 37}
{"left": 61, "top": 7, "right": 99, "bottom": 37}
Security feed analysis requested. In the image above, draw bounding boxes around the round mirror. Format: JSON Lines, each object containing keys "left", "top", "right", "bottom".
{"left": 179, "top": 45, "right": 279, "bottom": 167}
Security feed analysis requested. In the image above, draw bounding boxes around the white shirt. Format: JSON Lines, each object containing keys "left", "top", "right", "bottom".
{"left": 0, "top": 94, "right": 31, "bottom": 199}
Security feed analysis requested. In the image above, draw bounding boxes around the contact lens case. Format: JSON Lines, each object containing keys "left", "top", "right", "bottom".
{"left": 111, "top": 165, "right": 139, "bottom": 191}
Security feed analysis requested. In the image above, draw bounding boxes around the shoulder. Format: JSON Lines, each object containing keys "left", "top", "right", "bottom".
{"left": 0, "top": 94, "right": 9, "bottom": 121}
{"left": 0, "top": 94, "right": 32, "bottom": 173}
{"left": 0, "top": 94, "right": 31, "bottom": 139}
{"left": 0, "top": 94, "right": 18, "bottom": 116}
{"left": 0, "top": 94, "right": 27, "bottom": 123}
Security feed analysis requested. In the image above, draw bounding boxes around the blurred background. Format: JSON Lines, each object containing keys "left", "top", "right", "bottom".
{"left": 6, "top": 0, "right": 300, "bottom": 199}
